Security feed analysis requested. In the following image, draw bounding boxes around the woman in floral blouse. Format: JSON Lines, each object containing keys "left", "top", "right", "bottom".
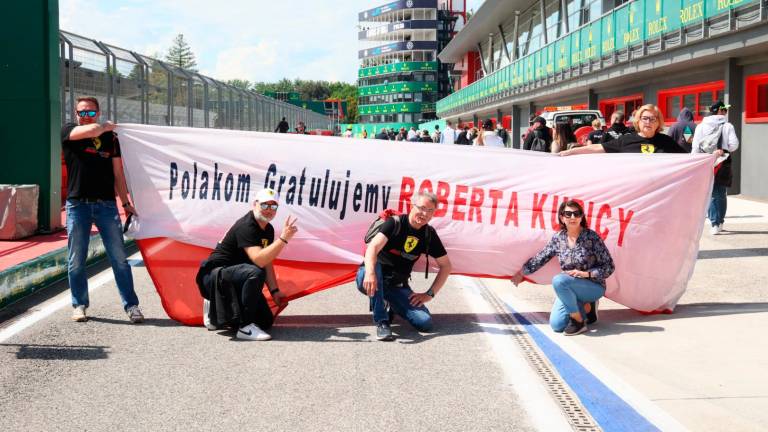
{"left": 511, "top": 200, "right": 615, "bottom": 335}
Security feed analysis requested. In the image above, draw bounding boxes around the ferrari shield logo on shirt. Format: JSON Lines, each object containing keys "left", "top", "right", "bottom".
{"left": 640, "top": 144, "right": 656, "bottom": 154}
{"left": 261, "top": 239, "right": 269, "bottom": 248}
{"left": 404, "top": 236, "right": 419, "bottom": 253}
{"left": 92, "top": 136, "right": 102, "bottom": 150}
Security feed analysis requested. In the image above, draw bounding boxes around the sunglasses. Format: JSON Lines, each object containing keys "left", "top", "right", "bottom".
{"left": 561, "top": 210, "right": 583, "bottom": 218}
{"left": 260, "top": 203, "right": 278, "bottom": 210}
{"left": 77, "top": 110, "right": 98, "bottom": 118}
{"left": 413, "top": 204, "right": 436, "bottom": 214}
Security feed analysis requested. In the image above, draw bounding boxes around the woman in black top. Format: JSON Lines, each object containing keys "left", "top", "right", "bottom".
{"left": 560, "top": 104, "right": 687, "bottom": 155}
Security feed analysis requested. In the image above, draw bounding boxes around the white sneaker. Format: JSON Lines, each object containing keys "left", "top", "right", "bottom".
{"left": 202, "top": 299, "right": 218, "bottom": 330}
{"left": 236, "top": 323, "right": 271, "bottom": 341}
{"left": 71, "top": 305, "right": 87, "bottom": 322}
{"left": 710, "top": 225, "right": 722, "bottom": 235}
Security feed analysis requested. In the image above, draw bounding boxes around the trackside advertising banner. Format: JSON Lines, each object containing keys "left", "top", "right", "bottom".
{"left": 119, "top": 124, "right": 713, "bottom": 322}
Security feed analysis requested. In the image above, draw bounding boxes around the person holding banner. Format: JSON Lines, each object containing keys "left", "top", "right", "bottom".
{"left": 62, "top": 96, "right": 143, "bottom": 324}
{"left": 357, "top": 191, "right": 452, "bottom": 341}
{"left": 195, "top": 188, "right": 297, "bottom": 341}
{"left": 560, "top": 105, "right": 685, "bottom": 155}
{"left": 511, "top": 200, "right": 615, "bottom": 336}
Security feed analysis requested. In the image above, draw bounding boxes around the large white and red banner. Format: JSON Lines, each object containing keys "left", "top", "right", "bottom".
{"left": 118, "top": 124, "right": 713, "bottom": 324}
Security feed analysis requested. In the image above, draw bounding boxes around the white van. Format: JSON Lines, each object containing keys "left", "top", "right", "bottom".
{"left": 539, "top": 110, "right": 605, "bottom": 130}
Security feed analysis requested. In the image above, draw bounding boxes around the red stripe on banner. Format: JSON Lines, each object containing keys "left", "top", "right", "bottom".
{"left": 137, "top": 238, "right": 357, "bottom": 326}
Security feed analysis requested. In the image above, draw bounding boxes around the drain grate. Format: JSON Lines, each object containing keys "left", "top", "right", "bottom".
{"left": 474, "top": 279, "right": 602, "bottom": 432}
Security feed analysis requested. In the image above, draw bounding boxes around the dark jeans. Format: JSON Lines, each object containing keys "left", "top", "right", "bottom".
{"left": 202, "top": 263, "right": 273, "bottom": 329}
{"left": 709, "top": 183, "right": 728, "bottom": 226}
{"left": 355, "top": 263, "right": 433, "bottom": 332}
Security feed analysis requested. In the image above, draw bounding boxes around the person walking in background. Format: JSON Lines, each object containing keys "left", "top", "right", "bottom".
{"left": 668, "top": 107, "right": 697, "bottom": 153}
{"left": 275, "top": 117, "right": 289, "bottom": 133}
{"left": 420, "top": 130, "right": 433, "bottom": 142}
{"left": 512, "top": 200, "right": 615, "bottom": 335}
{"left": 440, "top": 120, "right": 457, "bottom": 144}
{"left": 692, "top": 101, "right": 740, "bottom": 235}
{"left": 431, "top": 125, "right": 442, "bottom": 143}
{"left": 455, "top": 125, "right": 471, "bottom": 145}
{"left": 474, "top": 119, "right": 504, "bottom": 147}
{"left": 61, "top": 96, "right": 143, "bottom": 323}
{"left": 522, "top": 116, "right": 552, "bottom": 152}
{"left": 496, "top": 122, "right": 510, "bottom": 147}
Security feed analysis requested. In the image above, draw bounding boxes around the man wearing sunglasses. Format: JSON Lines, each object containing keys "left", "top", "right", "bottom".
{"left": 357, "top": 191, "right": 452, "bottom": 341}
{"left": 195, "top": 188, "right": 298, "bottom": 341}
{"left": 61, "top": 96, "right": 143, "bottom": 323}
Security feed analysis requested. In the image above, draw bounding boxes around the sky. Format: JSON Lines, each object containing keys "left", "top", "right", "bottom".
{"left": 59, "top": 0, "right": 484, "bottom": 85}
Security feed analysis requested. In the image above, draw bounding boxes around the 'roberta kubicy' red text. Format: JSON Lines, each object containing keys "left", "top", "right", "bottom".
{"left": 398, "top": 176, "right": 634, "bottom": 247}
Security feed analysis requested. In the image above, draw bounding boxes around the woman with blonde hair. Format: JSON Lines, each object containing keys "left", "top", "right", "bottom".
{"left": 559, "top": 104, "right": 686, "bottom": 155}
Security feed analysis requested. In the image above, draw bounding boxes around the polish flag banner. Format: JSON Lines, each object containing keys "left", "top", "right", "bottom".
{"left": 118, "top": 124, "right": 713, "bottom": 325}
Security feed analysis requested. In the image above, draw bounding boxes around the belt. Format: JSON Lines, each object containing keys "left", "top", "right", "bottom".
{"left": 69, "top": 198, "right": 116, "bottom": 204}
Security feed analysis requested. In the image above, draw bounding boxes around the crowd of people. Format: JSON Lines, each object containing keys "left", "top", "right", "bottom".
{"left": 62, "top": 95, "right": 738, "bottom": 343}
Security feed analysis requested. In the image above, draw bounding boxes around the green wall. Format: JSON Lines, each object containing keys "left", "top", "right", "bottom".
{"left": 0, "top": 2, "right": 61, "bottom": 230}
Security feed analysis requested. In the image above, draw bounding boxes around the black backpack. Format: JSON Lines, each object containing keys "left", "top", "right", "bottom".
{"left": 364, "top": 210, "right": 432, "bottom": 279}
{"left": 530, "top": 130, "right": 549, "bottom": 152}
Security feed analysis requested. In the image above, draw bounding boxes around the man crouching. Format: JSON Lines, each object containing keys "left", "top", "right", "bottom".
{"left": 357, "top": 191, "right": 452, "bottom": 341}
{"left": 196, "top": 188, "right": 298, "bottom": 341}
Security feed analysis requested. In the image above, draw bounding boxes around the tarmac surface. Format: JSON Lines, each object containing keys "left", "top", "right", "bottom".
{"left": 1, "top": 196, "right": 766, "bottom": 431}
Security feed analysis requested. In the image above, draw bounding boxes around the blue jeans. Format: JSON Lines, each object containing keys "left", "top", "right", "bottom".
{"left": 355, "top": 263, "right": 433, "bottom": 332}
{"left": 708, "top": 184, "right": 727, "bottom": 226}
{"left": 66, "top": 199, "right": 137, "bottom": 310}
{"left": 549, "top": 273, "right": 605, "bottom": 332}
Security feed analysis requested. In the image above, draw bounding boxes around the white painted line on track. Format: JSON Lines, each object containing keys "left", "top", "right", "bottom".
{"left": 494, "top": 285, "right": 689, "bottom": 432}
{"left": 456, "top": 276, "right": 572, "bottom": 432}
{"left": 0, "top": 253, "right": 142, "bottom": 344}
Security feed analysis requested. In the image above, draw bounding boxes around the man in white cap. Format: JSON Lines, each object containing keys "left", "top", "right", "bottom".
{"left": 195, "top": 188, "right": 298, "bottom": 340}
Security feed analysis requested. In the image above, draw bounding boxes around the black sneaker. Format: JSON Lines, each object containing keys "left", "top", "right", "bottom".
{"left": 586, "top": 301, "right": 599, "bottom": 325}
{"left": 376, "top": 321, "right": 394, "bottom": 341}
{"left": 564, "top": 318, "right": 588, "bottom": 336}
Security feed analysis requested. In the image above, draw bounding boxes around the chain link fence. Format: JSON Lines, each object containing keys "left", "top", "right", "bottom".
{"left": 59, "top": 30, "right": 332, "bottom": 132}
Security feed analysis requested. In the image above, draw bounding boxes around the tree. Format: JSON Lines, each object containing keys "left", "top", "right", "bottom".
{"left": 226, "top": 79, "right": 252, "bottom": 90}
{"left": 165, "top": 34, "right": 198, "bottom": 71}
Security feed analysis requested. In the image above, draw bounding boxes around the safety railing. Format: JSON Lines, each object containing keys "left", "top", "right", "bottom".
{"left": 59, "top": 30, "right": 332, "bottom": 132}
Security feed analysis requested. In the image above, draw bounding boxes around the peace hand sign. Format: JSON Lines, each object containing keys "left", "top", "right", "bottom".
{"left": 282, "top": 215, "right": 299, "bottom": 241}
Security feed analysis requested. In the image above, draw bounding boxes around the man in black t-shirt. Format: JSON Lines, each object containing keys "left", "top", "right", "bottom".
{"left": 62, "top": 96, "right": 142, "bottom": 324}
{"left": 356, "top": 191, "right": 452, "bottom": 341}
{"left": 196, "top": 188, "right": 298, "bottom": 341}
{"left": 275, "top": 117, "right": 289, "bottom": 133}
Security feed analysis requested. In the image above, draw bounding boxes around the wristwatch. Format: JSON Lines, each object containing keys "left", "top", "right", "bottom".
{"left": 425, "top": 287, "right": 435, "bottom": 298}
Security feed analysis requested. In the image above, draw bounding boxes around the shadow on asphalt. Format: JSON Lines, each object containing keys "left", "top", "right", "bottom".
{"left": 86, "top": 316, "right": 180, "bottom": 327}
{"left": 595, "top": 302, "right": 768, "bottom": 325}
{"left": 698, "top": 247, "right": 768, "bottom": 259}
{"left": 265, "top": 313, "right": 526, "bottom": 344}
{"left": 2, "top": 343, "right": 109, "bottom": 360}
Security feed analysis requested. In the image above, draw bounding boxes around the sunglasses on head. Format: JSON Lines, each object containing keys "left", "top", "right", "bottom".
{"left": 77, "top": 110, "right": 98, "bottom": 118}
{"left": 259, "top": 203, "right": 278, "bottom": 210}
{"left": 561, "top": 210, "right": 583, "bottom": 218}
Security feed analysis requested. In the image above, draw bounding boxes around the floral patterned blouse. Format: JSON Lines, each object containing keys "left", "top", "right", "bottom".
{"left": 522, "top": 228, "right": 615, "bottom": 287}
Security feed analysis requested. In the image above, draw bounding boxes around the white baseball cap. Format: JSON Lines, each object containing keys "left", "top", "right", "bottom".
{"left": 254, "top": 188, "right": 279, "bottom": 204}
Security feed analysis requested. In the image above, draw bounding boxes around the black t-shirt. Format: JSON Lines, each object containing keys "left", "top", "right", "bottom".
{"left": 587, "top": 130, "right": 604, "bottom": 144}
{"left": 61, "top": 122, "right": 121, "bottom": 200}
{"left": 377, "top": 215, "right": 447, "bottom": 277}
{"left": 207, "top": 211, "right": 275, "bottom": 269}
{"left": 602, "top": 132, "right": 687, "bottom": 154}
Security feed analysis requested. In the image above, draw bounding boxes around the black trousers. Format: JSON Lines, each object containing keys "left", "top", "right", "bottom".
{"left": 201, "top": 263, "right": 274, "bottom": 330}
